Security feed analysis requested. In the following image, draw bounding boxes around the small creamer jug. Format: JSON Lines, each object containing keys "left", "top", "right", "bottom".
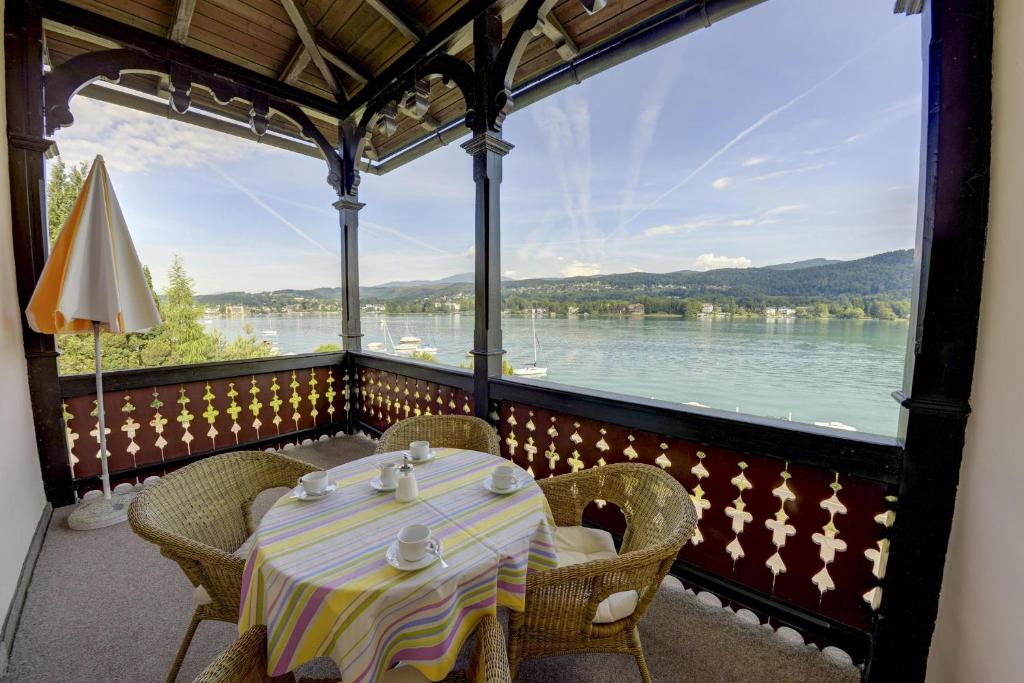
{"left": 395, "top": 463, "right": 418, "bottom": 503}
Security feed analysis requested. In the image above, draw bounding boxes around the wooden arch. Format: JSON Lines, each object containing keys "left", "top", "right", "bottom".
{"left": 43, "top": 48, "right": 343, "bottom": 193}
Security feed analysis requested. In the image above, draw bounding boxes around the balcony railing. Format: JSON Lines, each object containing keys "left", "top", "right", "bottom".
{"left": 58, "top": 352, "right": 351, "bottom": 498}
{"left": 346, "top": 351, "right": 901, "bottom": 661}
{"left": 57, "top": 349, "right": 900, "bottom": 662}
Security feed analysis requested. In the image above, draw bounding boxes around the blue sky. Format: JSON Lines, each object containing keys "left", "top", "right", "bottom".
{"left": 53, "top": 0, "right": 922, "bottom": 293}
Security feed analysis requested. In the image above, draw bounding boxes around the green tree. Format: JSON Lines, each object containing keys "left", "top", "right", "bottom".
{"left": 46, "top": 160, "right": 88, "bottom": 245}
{"left": 314, "top": 343, "right": 342, "bottom": 352}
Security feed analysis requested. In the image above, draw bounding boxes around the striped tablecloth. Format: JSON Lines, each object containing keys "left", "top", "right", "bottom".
{"left": 239, "top": 448, "right": 557, "bottom": 681}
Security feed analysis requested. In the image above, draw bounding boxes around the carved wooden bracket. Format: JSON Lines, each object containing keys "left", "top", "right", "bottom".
{"left": 43, "top": 48, "right": 343, "bottom": 193}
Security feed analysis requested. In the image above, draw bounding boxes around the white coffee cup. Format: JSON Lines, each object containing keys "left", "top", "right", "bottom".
{"left": 298, "top": 471, "right": 328, "bottom": 495}
{"left": 492, "top": 465, "right": 517, "bottom": 491}
{"left": 397, "top": 524, "right": 439, "bottom": 563}
{"left": 409, "top": 441, "right": 431, "bottom": 461}
{"left": 378, "top": 462, "right": 398, "bottom": 487}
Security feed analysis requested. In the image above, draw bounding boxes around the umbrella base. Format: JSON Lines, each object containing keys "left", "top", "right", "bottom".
{"left": 67, "top": 491, "right": 138, "bottom": 531}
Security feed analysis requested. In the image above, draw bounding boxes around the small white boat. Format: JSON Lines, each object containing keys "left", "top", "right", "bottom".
{"left": 395, "top": 335, "right": 422, "bottom": 352}
{"left": 514, "top": 365, "right": 547, "bottom": 378}
{"left": 261, "top": 329, "right": 278, "bottom": 337}
{"left": 814, "top": 421, "right": 858, "bottom": 432}
{"left": 367, "top": 341, "right": 386, "bottom": 352}
{"left": 514, "top": 316, "right": 547, "bottom": 378}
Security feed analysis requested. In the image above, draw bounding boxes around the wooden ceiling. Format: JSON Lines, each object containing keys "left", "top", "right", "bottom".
{"left": 43, "top": 0, "right": 690, "bottom": 163}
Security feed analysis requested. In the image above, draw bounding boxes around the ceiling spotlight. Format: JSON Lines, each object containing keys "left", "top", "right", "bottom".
{"left": 579, "top": 0, "right": 606, "bottom": 14}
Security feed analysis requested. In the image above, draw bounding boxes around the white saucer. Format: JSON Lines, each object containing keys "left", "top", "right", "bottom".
{"left": 370, "top": 477, "right": 397, "bottom": 492}
{"left": 291, "top": 483, "right": 337, "bottom": 501}
{"left": 402, "top": 449, "right": 436, "bottom": 464}
{"left": 385, "top": 540, "right": 438, "bottom": 571}
{"left": 483, "top": 476, "right": 523, "bottom": 495}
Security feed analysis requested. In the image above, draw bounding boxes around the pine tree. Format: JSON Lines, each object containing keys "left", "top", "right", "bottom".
{"left": 46, "top": 160, "right": 88, "bottom": 245}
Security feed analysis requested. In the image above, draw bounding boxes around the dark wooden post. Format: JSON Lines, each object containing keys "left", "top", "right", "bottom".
{"left": 464, "top": 8, "right": 510, "bottom": 419}
{"left": 335, "top": 181, "right": 363, "bottom": 354}
{"left": 5, "top": 0, "right": 75, "bottom": 505}
{"left": 866, "top": 1, "right": 994, "bottom": 680}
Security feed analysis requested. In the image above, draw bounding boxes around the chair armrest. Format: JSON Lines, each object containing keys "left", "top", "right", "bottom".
{"left": 465, "top": 614, "right": 510, "bottom": 683}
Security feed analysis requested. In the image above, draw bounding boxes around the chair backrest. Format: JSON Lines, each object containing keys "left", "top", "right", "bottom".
{"left": 376, "top": 414, "right": 501, "bottom": 456}
{"left": 128, "top": 450, "right": 316, "bottom": 611}
{"left": 544, "top": 462, "right": 696, "bottom": 556}
{"left": 192, "top": 625, "right": 269, "bottom": 683}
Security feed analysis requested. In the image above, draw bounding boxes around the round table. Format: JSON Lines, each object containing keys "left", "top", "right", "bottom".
{"left": 239, "top": 448, "right": 557, "bottom": 681}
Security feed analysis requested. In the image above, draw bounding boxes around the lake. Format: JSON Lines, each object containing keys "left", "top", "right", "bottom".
{"left": 204, "top": 313, "right": 908, "bottom": 437}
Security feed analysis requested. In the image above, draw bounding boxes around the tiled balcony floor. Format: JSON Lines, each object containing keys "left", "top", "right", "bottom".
{"left": 2, "top": 436, "right": 859, "bottom": 682}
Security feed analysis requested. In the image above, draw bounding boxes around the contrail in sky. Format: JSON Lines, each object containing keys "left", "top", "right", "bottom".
{"left": 239, "top": 187, "right": 458, "bottom": 257}
{"left": 618, "top": 50, "right": 868, "bottom": 230}
{"left": 206, "top": 163, "right": 337, "bottom": 256}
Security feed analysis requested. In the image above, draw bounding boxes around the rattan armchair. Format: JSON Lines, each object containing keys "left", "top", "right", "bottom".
{"left": 129, "top": 450, "right": 316, "bottom": 683}
{"left": 375, "top": 414, "right": 500, "bottom": 456}
{"left": 192, "top": 625, "right": 273, "bottom": 683}
{"left": 507, "top": 463, "right": 697, "bottom": 682}
{"left": 375, "top": 613, "right": 510, "bottom": 682}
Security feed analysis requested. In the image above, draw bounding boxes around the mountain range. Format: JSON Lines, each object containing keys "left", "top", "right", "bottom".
{"left": 195, "top": 250, "right": 914, "bottom": 309}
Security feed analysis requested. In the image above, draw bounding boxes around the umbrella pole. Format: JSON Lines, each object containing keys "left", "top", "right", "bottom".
{"left": 68, "top": 322, "right": 134, "bottom": 530}
{"left": 94, "top": 321, "right": 112, "bottom": 500}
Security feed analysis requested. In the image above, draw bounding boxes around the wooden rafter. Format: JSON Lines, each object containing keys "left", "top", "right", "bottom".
{"left": 168, "top": 0, "right": 196, "bottom": 43}
{"left": 364, "top": 0, "right": 421, "bottom": 42}
{"left": 279, "top": 0, "right": 345, "bottom": 100}
{"left": 532, "top": 10, "right": 578, "bottom": 60}
{"left": 364, "top": 0, "right": 424, "bottom": 42}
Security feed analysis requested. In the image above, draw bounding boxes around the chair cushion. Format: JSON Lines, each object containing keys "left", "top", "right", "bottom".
{"left": 192, "top": 535, "right": 256, "bottom": 607}
{"left": 554, "top": 526, "right": 639, "bottom": 624}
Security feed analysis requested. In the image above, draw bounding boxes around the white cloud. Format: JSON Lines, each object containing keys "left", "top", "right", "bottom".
{"left": 693, "top": 253, "right": 752, "bottom": 271}
{"left": 729, "top": 219, "right": 756, "bottom": 226}
{"left": 763, "top": 204, "right": 806, "bottom": 216}
{"left": 504, "top": 270, "right": 516, "bottom": 277}
{"left": 463, "top": 244, "right": 475, "bottom": 257}
{"left": 55, "top": 96, "right": 263, "bottom": 174}
{"left": 711, "top": 177, "right": 733, "bottom": 190}
{"left": 642, "top": 222, "right": 702, "bottom": 237}
{"left": 562, "top": 261, "right": 601, "bottom": 277}
{"left": 742, "top": 156, "right": 769, "bottom": 167}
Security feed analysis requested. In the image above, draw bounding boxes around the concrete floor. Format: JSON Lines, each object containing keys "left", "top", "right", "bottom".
{"left": 2, "top": 435, "right": 860, "bottom": 682}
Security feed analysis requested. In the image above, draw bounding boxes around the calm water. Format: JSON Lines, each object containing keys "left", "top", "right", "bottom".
{"left": 205, "top": 313, "right": 908, "bottom": 436}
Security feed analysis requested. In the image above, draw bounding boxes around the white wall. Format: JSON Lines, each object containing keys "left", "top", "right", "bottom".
{"left": 0, "top": 3, "right": 49, "bottom": 638}
{"left": 927, "top": 0, "right": 1024, "bottom": 680}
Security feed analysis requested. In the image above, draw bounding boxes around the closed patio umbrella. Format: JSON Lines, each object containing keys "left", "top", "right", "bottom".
{"left": 26, "top": 155, "right": 161, "bottom": 530}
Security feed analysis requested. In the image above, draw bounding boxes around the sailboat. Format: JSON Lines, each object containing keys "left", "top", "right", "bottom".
{"left": 514, "top": 315, "right": 548, "bottom": 377}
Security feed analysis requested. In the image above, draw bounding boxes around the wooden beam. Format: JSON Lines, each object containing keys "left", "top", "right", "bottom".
{"left": 364, "top": 0, "right": 424, "bottom": 42}
{"left": 341, "top": 0, "right": 501, "bottom": 118}
{"left": 447, "top": 0, "right": 525, "bottom": 57}
{"left": 168, "top": 0, "right": 196, "bottom": 43}
{"left": 321, "top": 46, "right": 370, "bottom": 84}
{"left": 41, "top": 0, "right": 341, "bottom": 117}
{"left": 532, "top": 11, "right": 578, "bottom": 60}
{"left": 279, "top": 0, "right": 344, "bottom": 100}
{"left": 279, "top": 43, "right": 312, "bottom": 83}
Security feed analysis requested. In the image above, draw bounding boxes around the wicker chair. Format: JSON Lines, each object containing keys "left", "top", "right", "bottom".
{"left": 129, "top": 450, "right": 316, "bottom": 683}
{"left": 507, "top": 463, "right": 697, "bottom": 682}
{"left": 192, "top": 625, "right": 274, "bottom": 683}
{"left": 376, "top": 613, "right": 511, "bottom": 682}
{"left": 375, "top": 414, "right": 500, "bottom": 456}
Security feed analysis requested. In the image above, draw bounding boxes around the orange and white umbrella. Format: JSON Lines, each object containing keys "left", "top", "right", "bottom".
{"left": 26, "top": 155, "right": 160, "bottom": 529}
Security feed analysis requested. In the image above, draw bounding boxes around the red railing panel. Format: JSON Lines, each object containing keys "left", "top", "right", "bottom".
{"left": 62, "top": 363, "right": 350, "bottom": 492}
{"left": 496, "top": 399, "right": 894, "bottom": 632}
{"left": 356, "top": 366, "right": 474, "bottom": 433}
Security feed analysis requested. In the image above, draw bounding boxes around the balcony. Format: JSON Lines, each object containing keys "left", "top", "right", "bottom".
{"left": 0, "top": 0, "right": 999, "bottom": 682}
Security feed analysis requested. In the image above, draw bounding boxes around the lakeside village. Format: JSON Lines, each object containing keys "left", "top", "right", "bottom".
{"left": 208, "top": 297, "right": 896, "bottom": 322}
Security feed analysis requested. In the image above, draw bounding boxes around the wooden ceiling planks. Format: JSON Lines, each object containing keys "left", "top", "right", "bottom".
{"left": 45, "top": 0, "right": 701, "bottom": 162}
